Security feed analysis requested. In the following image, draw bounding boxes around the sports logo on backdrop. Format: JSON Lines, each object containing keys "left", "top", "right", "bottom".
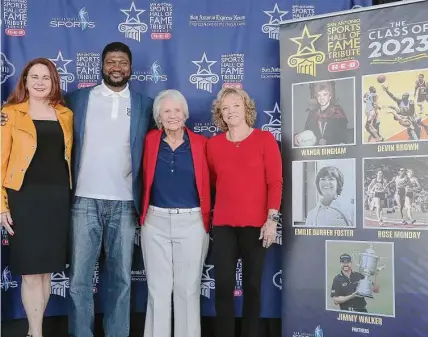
{"left": 3, "top": 0, "right": 27, "bottom": 36}
{"left": 221, "top": 53, "right": 244, "bottom": 88}
{"left": 93, "top": 262, "right": 100, "bottom": 293}
{"left": 131, "top": 269, "right": 147, "bottom": 282}
{"left": 234, "top": 259, "right": 243, "bottom": 296}
{"left": 189, "top": 53, "right": 219, "bottom": 93}
{"left": 262, "top": 102, "right": 281, "bottom": 142}
{"left": 260, "top": 65, "right": 280, "bottom": 79}
{"left": 131, "top": 61, "right": 168, "bottom": 83}
{"left": 134, "top": 227, "right": 141, "bottom": 246}
{"left": 287, "top": 25, "right": 325, "bottom": 77}
{"left": 272, "top": 270, "right": 282, "bottom": 290}
{"left": 1, "top": 52, "right": 16, "bottom": 84}
{"left": 326, "top": 19, "right": 361, "bottom": 72}
{"left": 201, "top": 264, "right": 215, "bottom": 299}
{"left": 189, "top": 13, "right": 245, "bottom": 28}
{"left": 315, "top": 326, "right": 324, "bottom": 337}
{"left": 1, "top": 226, "right": 9, "bottom": 245}
{"left": 291, "top": 5, "right": 315, "bottom": 19}
{"left": 149, "top": 2, "right": 172, "bottom": 39}
{"left": 50, "top": 7, "right": 95, "bottom": 30}
{"left": 118, "top": 1, "right": 148, "bottom": 42}
{"left": 76, "top": 52, "right": 100, "bottom": 88}
{"left": 262, "top": 3, "right": 287, "bottom": 40}
{"left": 49, "top": 51, "right": 75, "bottom": 92}
{"left": 193, "top": 122, "right": 220, "bottom": 136}
{"left": 50, "top": 271, "right": 69, "bottom": 298}
{"left": 367, "top": 20, "right": 428, "bottom": 65}
{"left": 1, "top": 267, "right": 18, "bottom": 291}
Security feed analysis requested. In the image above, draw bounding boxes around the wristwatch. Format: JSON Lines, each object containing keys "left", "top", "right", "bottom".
{"left": 268, "top": 213, "right": 281, "bottom": 223}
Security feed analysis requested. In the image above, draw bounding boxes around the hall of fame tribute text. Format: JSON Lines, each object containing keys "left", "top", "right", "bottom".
{"left": 295, "top": 228, "right": 354, "bottom": 237}
{"left": 378, "top": 230, "right": 421, "bottom": 240}
{"left": 327, "top": 19, "right": 360, "bottom": 72}
{"left": 368, "top": 20, "right": 428, "bottom": 65}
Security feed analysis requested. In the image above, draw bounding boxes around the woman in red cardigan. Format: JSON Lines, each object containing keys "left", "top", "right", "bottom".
{"left": 139, "top": 89, "right": 211, "bottom": 337}
{"left": 207, "top": 87, "right": 283, "bottom": 337}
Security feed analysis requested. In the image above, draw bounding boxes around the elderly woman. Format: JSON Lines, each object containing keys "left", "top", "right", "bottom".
{"left": 206, "top": 87, "right": 282, "bottom": 337}
{"left": 305, "top": 166, "right": 354, "bottom": 227}
{"left": 139, "top": 89, "right": 210, "bottom": 337}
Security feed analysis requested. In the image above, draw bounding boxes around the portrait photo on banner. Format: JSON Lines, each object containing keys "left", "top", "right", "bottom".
{"left": 292, "top": 158, "right": 355, "bottom": 228}
{"left": 325, "top": 240, "right": 395, "bottom": 318}
{"left": 363, "top": 155, "right": 428, "bottom": 230}
{"left": 362, "top": 68, "right": 428, "bottom": 143}
{"left": 292, "top": 77, "right": 355, "bottom": 148}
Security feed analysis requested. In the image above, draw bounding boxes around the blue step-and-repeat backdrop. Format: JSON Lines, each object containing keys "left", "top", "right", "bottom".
{"left": 1, "top": 0, "right": 372, "bottom": 321}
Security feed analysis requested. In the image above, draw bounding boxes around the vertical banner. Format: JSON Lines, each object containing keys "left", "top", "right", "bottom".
{"left": 280, "top": 0, "right": 428, "bottom": 336}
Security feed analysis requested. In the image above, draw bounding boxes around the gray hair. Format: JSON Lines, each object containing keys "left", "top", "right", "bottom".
{"left": 153, "top": 89, "right": 189, "bottom": 129}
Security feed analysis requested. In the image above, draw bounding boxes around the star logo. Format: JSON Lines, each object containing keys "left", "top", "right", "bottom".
{"left": 202, "top": 264, "right": 214, "bottom": 279}
{"left": 265, "top": 102, "right": 281, "bottom": 125}
{"left": 121, "top": 1, "right": 145, "bottom": 24}
{"left": 189, "top": 53, "right": 219, "bottom": 92}
{"left": 49, "top": 51, "right": 72, "bottom": 74}
{"left": 264, "top": 3, "right": 288, "bottom": 25}
{"left": 287, "top": 25, "right": 325, "bottom": 77}
{"left": 192, "top": 53, "right": 217, "bottom": 75}
{"left": 289, "top": 25, "right": 322, "bottom": 55}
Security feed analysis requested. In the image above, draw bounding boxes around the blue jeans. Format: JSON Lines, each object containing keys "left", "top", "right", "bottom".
{"left": 68, "top": 197, "right": 137, "bottom": 337}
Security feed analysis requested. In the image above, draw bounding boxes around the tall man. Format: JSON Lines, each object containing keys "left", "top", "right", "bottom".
{"left": 65, "top": 42, "right": 153, "bottom": 337}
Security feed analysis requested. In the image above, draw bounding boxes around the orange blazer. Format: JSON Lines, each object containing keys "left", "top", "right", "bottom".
{"left": 1, "top": 101, "right": 73, "bottom": 213}
{"left": 140, "top": 128, "right": 211, "bottom": 232}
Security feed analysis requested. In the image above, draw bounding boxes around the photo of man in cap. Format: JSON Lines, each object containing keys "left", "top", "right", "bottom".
{"left": 330, "top": 253, "right": 380, "bottom": 313}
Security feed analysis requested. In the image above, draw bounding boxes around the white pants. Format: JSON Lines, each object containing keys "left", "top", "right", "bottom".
{"left": 141, "top": 206, "right": 209, "bottom": 337}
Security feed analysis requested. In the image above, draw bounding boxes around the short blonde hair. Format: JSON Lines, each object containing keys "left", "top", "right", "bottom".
{"left": 211, "top": 87, "right": 257, "bottom": 132}
{"left": 153, "top": 89, "right": 189, "bottom": 129}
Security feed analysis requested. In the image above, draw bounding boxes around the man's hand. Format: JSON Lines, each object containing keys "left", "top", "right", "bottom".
{"left": 1, "top": 112, "right": 8, "bottom": 126}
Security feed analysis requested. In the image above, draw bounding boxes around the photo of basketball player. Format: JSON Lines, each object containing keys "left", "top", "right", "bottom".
{"left": 293, "top": 78, "right": 355, "bottom": 147}
{"left": 415, "top": 73, "right": 427, "bottom": 115}
{"left": 363, "top": 156, "right": 428, "bottom": 229}
{"left": 362, "top": 68, "right": 428, "bottom": 143}
{"left": 325, "top": 240, "right": 395, "bottom": 318}
{"left": 292, "top": 159, "right": 355, "bottom": 228}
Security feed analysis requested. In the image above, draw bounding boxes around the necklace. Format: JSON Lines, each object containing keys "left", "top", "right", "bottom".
{"left": 228, "top": 128, "right": 251, "bottom": 148}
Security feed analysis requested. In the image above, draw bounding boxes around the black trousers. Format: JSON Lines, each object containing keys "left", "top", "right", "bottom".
{"left": 212, "top": 226, "right": 266, "bottom": 337}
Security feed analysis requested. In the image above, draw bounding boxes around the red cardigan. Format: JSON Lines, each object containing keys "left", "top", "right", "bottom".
{"left": 139, "top": 128, "right": 211, "bottom": 232}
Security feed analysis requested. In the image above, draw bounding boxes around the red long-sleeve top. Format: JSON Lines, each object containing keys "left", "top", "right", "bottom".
{"left": 207, "top": 129, "right": 283, "bottom": 227}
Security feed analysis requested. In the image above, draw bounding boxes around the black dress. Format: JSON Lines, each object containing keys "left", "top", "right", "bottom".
{"left": 7, "top": 120, "right": 70, "bottom": 275}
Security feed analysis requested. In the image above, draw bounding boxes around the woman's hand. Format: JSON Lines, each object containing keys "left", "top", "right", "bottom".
{"left": 259, "top": 219, "right": 277, "bottom": 248}
{"left": 1, "top": 212, "right": 14, "bottom": 235}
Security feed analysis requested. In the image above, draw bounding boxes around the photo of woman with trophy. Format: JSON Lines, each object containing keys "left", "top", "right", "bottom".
{"left": 325, "top": 240, "right": 395, "bottom": 317}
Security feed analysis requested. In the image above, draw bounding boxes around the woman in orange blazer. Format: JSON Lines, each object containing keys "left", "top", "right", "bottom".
{"left": 1, "top": 58, "right": 73, "bottom": 337}
{"left": 139, "top": 89, "right": 210, "bottom": 337}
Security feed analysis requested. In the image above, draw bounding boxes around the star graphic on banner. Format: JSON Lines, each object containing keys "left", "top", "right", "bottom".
{"left": 192, "top": 53, "right": 217, "bottom": 75}
{"left": 264, "top": 3, "right": 288, "bottom": 25}
{"left": 49, "top": 51, "right": 72, "bottom": 74}
{"left": 121, "top": 1, "right": 145, "bottom": 24}
{"left": 202, "top": 264, "right": 214, "bottom": 279}
{"left": 265, "top": 102, "right": 281, "bottom": 125}
{"left": 290, "top": 25, "right": 322, "bottom": 55}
